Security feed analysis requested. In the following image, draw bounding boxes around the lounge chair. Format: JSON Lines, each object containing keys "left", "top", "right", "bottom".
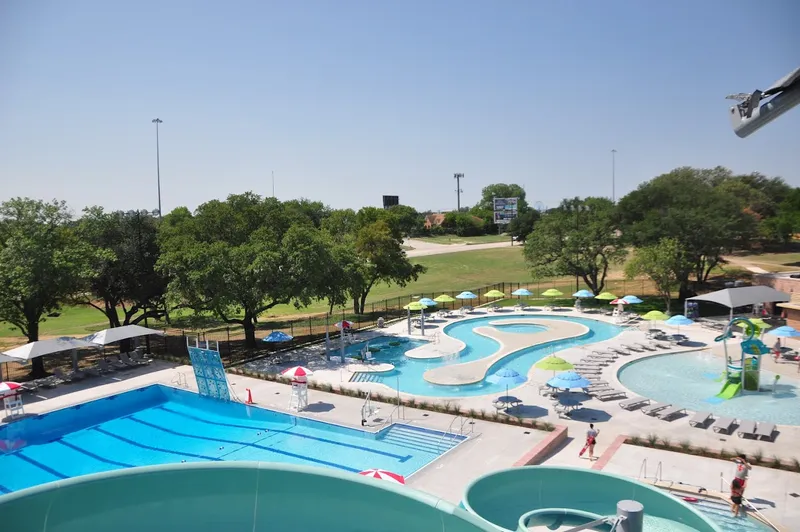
{"left": 736, "top": 420, "right": 757, "bottom": 438}
{"left": 595, "top": 389, "right": 628, "bottom": 401}
{"left": 622, "top": 344, "right": 644, "bottom": 352}
{"left": 130, "top": 352, "right": 152, "bottom": 365}
{"left": 634, "top": 343, "right": 657, "bottom": 352}
{"left": 689, "top": 411, "right": 712, "bottom": 428}
{"left": 641, "top": 402, "right": 671, "bottom": 416}
{"left": 755, "top": 422, "right": 776, "bottom": 442}
{"left": 619, "top": 397, "right": 649, "bottom": 410}
{"left": 53, "top": 368, "right": 78, "bottom": 382}
{"left": 711, "top": 417, "right": 735, "bottom": 434}
{"left": 658, "top": 406, "right": 686, "bottom": 421}
{"left": 118, "top": 353, "right": 140, "bottom": 367}
{"left": 609, "top": 348, "right": 632, "bottom": 356}
{"left": 586, "top": 386, "right": 614, "bottom": 395}
{"left": 98, "top": 359, "right": 118, "bottom": 373}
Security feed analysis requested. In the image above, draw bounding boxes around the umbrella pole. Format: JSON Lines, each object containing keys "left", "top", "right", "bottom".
{"left": 421, "top": 310, "right": 425, "bottom": 337}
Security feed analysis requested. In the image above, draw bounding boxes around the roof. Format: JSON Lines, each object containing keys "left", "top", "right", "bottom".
{"left": 686, "top": 286, "right": 790, "bottom": 309}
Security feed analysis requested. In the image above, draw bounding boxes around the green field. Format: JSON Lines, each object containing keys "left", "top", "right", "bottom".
{"left": 415, "top": 234, "right": 512, "bottom": 245}
{"left": 731, "top": 252, "right": 800, "bottom": 272}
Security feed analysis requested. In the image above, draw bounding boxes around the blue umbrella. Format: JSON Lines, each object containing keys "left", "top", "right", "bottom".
{"left": 456, "top": 291, "right": 478, "bottom": 300}
{"left": 486, "top": 368, "right": 527, "bottom": 396}
{"left": 263, "top": 331, "right": 293, "bottom": 343}
{"left": 547, "top": 371, "right": 593, "bottom": 389}
{"left": 418, "top": 298, "right": 437, "bottom": 307}
{"left": 769, "top": 325, "right": 800, "bottom": 338}
{"left": 572, "top": 289, "right": 595, "bottom": 298}
{"left": 512, "top": 288, "right": 533, "bottom": 297}
{"left": 665, "top": 315, "right": 694, "bottom": 327}
{"left": 622, "top": 295, "right": 643, "bottom": 304}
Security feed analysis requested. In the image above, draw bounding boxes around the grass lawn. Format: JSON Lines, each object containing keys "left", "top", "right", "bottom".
{"left": 731, "top": 252, "right": 800, "bottom": 272}
{"left": 0, "top": 305, "right": 123, "bottom": 340}
{"left": 415, "top": 234, "right": 512, "bottom": 245}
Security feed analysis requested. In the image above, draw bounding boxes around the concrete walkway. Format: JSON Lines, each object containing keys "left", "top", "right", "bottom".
{"left": 404, "top": 238, "right": 513, "bottom": 258}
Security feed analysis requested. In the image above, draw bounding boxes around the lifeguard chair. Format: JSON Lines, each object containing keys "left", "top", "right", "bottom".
{"left": 289, "top": 379, "right": 308, "bottom": 411}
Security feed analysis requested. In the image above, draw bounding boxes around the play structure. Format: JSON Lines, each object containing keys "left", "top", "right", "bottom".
{"left": 714, "top": 317, "right": 769, "bottom": 400}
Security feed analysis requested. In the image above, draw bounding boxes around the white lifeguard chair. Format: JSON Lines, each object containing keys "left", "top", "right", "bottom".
{"left": 3, "top": 394, "right": 25, "bottom": 420}
{"left": 289, "top": 379, "right": 309, "bottom": 411}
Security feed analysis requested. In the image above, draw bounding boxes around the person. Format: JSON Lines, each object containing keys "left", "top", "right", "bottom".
{"left": 730, "top": 477, "right": 745, "bottom": 517}
{"left": 773, "top": 339, "right": 782, "bottom": 362}
{"left": 733, "top": 454, "right": 751, "bottom": 490}
{"left": 586, "top": 424, "right": 599, "bottom": 460}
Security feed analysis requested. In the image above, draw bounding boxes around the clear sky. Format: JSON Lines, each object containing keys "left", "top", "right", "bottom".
{"left": 1, "top": 0, "right": 798, "bottom": 216}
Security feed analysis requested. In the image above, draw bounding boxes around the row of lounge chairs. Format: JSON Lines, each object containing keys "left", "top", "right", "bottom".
{"left": 22, "top": 352, "right": 152, "bottom": 391}
{"left": 620, "top": 398, "right": 687, "bottom": 421}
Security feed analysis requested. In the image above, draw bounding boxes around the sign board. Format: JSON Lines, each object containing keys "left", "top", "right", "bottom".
{"left": 493, "top": 197, "right": 518, "bottom": 224}
{"left": 382, "top": 195, "right": 399, "bottom": 209}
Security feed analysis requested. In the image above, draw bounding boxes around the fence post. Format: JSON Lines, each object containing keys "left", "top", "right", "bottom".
{"left": 308, "top": 318, "right": 312, "bottom": 337}
{"left": 290, "top": 321, "right": 294, "bottom": 338}
{"left": 226, "top": 327, "right": 231, "bottom": 359}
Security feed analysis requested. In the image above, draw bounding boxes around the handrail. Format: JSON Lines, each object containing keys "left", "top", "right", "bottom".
{"left": 720, "top": 474, "right": 779, "bottom": 531}
{"left": 638, "top": 458, "right": 647, "bottom": 480}
{"left": 436, "top": 413, "right": 475, "bottom": 453}
{"left": 654, "top": 461, "right": 663, "bottom": 483}
{"left": 379, "top": 403, "right": 402, "bottom": 430}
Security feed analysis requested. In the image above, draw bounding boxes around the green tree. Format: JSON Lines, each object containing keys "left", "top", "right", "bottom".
{"left": 386, "top": 204, "right": 423, "bottom": 237}
{"left": 523, "top": 197, "right": 625, "bottom": 295}
{"left": 78, "top": 208, "right": 168, "bottom": 330}
{"left": 761, "top": 188, "right": 800, "bottom": 246}
{"left": 507, "top": 209, "right": 541, "bottom": 243}
{"left": 476, "top": 183, "right": 529, "bottom": 213}
{"left": 157, "top": 193, "right": 331, "bottom": 347}
{"left": 625, "top": 238, "right": 691, "bottom": 312}
{"left": 283, "top": 198, "right": 330, "bottom": 228}
{"left": 0, "top": 198, "right": 102, "bottom": 378}
{"left": 441, "top": 212, "right": 485, "bottom": 236}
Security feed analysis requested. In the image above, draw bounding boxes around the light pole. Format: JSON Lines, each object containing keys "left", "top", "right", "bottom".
{"left": 152, "top": 118, "right": 163, "bottom": 217}
{"left": 454, "top": 173, "right": 464, "bottom": 211}
{"left": 611, "top": 149, "right": 617, "bottom": 203}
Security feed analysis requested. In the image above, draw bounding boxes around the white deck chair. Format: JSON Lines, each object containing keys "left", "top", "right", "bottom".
{"left": 755, "top": 422, "right": 776, "bottom": 441}
{"left": 641, "top": 402, "right": 671, "bottom": 416}
{"left": 688, "top": 411, "right": 712, "bottom": 428}
{"left": 736, "top": 420, "right": 757, "bottom": 438}
{"left": 620, "top": 397, "right": 650, "bottom": 410}
{"left": 711, "top": 417, "right": 735, "bottom": 434}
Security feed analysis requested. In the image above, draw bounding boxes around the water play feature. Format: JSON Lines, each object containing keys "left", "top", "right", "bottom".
{"left": 714, "top": 317, "right": 770, "bottom": 400}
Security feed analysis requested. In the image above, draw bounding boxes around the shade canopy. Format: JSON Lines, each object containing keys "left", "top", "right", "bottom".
{"left": 404, "top": 302, "right": 427, "bottom": 311}
{"left": 418, "top": 298, "right": 438, "bottom": 307}
{"left": 484, "top": 290, "right": 506, "bottom": 298}
{"left": 665, "top": 315, "right": 694, "bottom": 326}
{"left": 769, "top": 325, "right": 800, "bottom": 338}
{"left": 83, "top": 325, "right": 165, "bottom": 346}
{"left": 547, "top": 371, "right": 592, "bottom": 389}
{"left": 540, "top": 289, "right": 563, "bottom": 297}
{"left": 2, "top": 337, "right": 99, "bottom": 362}
{"left": 263, "top": 331, "right": 293, "bottom": 343}
{"left": 456, "top": 291, "right": 478, "bottom": 300}
{"left": 512, "top": 288, "right": 533, "bottom": 297}
{"left": 686, "top": 286, "right": 790, "bottom": 310}
{"left": 595, "top": 292, "right": 617, "bottom": 301}
{"left": 433, "top": 294, "right": 456, "bottom": 303}
{"left": 572, "top": 290, "right": 594, "bottom": 298}
{"left": 642, "top": 310, "right": 669, "bottom": 321}
{"left": 534, "top": 356, "right": 574, "bottom": 372}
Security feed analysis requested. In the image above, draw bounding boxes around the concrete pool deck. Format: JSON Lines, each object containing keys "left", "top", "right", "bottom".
{"left": 423, "top": 319, "right": 589, "bottom": 385}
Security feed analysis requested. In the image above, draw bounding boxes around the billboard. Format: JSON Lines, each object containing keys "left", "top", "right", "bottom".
{"left": 382, "top": 195, "right": 399, "bottom": 209}
{"left": 493, "top": 197, "right": 518, "bottom": 224}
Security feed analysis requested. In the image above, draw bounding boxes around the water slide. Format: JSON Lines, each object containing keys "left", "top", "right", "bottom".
{"left": 0, "top": 462, "right": 495, "bottom": 532}
{"left": 717, "top": 380, "right": 742, "bottom": 400}
{"left": 461, "top": 466, "right": 720, "bottom": 532}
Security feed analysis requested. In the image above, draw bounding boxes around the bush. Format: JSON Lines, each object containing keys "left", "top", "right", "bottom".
{"left": 646, "top": 433, "right": 659, "bottom": 447}
{"left": 679, "top": 439, "right": 692, "bottom": 453}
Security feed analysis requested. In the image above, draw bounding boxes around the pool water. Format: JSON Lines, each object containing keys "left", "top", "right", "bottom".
{"left": 0, "top": 385, "right": 464, "bottom": 494}
{"left": 618, "top": 351, "right": 800, "bottom": 426}
{"left": 352, "top": 315, "right": 622, "bottom": 397}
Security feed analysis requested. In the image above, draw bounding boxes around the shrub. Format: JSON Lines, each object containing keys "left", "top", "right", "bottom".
{"left": 542, "top": 422, "right": 555, "bottom": 432}
{"left": 468, "top": 408, "right": 477, "bottom": 418}
{"left": 792, "top": 458, "right": 800, "bottom": 472}
{"left": 478, "top": 409, "right": 487, "bottom": 420}
{"left": 646, "top": 433, "right": 659, "bottom": 447}
{"left": 629, "top": 435, "right": 642, "bottom": 446}
{"left": 407, "top": 397, "right": 417, "bottom": 407}
{"left": 419, "top": 401, "right": 429, "bottom": 410}
{"left": 719, "top": 448, "right": 730, "bottom": 460}
{"left": 751, "top": 449, "right": 764, "bottom": 464}
{"left": 491, "top": 411, "right": 501, "bottom": 421}
{"left": 695, "top": 446, "right": 709, "bottom": 457}
{"left": 679, "top": 440, "right": 692, "bottom": 453}
{"left": 659, "top": 437, "right": 671, "bottom": 449}
{"left": 770, "top": 455, "right": 783, "bottom": 469}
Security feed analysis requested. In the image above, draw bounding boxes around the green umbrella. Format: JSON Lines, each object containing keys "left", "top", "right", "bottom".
{"left": 434, "top": 294, "right": 455, "bottom": 303}
{"left": 404, "top": 302, "right": 427, "bottom": 311}
{"left": 534, "top": 356, "right": 574, "bottom": 372}
{"left": 484, "top": 289, "right": 506, "bottom": 298}
{"left": 642, "top": 310, "right": 669, "bottom": 321}
{"left": 595, "top": 292, "right": 618, "bottom": 301}
{"left": 541, "top": 288, "right": 564, "bottom": 297}
{"left": 736, "top": 318, "right": 771, "bottom": 332}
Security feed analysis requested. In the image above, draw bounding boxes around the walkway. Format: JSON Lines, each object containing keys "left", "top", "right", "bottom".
{"left": 404, "top": 238, "right": 513, "bottom": 258}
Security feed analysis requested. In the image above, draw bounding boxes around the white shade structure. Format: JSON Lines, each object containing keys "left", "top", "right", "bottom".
{"left": 1, "top": 337, "right": 99, "bottom": 362}
{"left": 83, "top": 325, "right": 165, "bottom": 346}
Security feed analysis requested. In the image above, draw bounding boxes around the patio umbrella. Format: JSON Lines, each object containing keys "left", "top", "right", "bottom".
{"left": 0, "top": 382, "right": 22, "bottom": 397}
{"left": 83, "top": 325, "right": 165, "bottom": 346}
{"left": 595, "top": 292, "right": 617, "bottom": 301}
{"left": 486, "top": 367, "right": 527, "bottom": 397}
{"left": 540, "top": 288, "right": 563, "bottom": 298}
{"left": 281, "top": 366, "right": 313, "bottom": 382}
{"left": 512, "top": 288, "right": 533, "bottom": 297}
{"left": 642, "top": 310, "right": 669, "bottom": 321}
{"left": 622, "top": 295, "right": 643, "bottom": 304}
{"left": 404, "top": 301, "right": 428, "bottom": 336}
{"left": 418, "top": 298, "right": 438, "bottom": 307}
{"left": 572, "top": 290, "right": 594, "bottom": 298}
{"left": 534, "top": 356, "right": 574, "bottom": 375}
{"left": 769, "top": 325, "right": 800, "bottom": 338}
{"left": 433, "top": 294, "right": 456, "bottom": 303}
{"left": 665, "top": 314, "right": 694, "bottom": 333}
{"left": 484, "top": 290, "right": 506, "bottom": 298}
{"left": 547, "top": 371, "right": 592, "bottom": 390}
{"left": 335, "top": 321, "right": 353, "bottom": 329}
{"left": 263, "top": 331, "right": 293, "bottom": 343}
{"left": 359, "top": 469, "right": 405, "bottom": 484}
{"left": 456, "top": 291, "right": 478, "bottom": 300}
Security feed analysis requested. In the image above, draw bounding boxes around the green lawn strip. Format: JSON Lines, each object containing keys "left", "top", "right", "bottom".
{"left": 415, "top": 234, "right": 511, "bottom": 245}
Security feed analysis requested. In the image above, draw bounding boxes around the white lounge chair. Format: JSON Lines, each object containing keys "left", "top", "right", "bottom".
{"left": 658, "top": 406, "right": 686, "bottom": 421}
{"left": 711, "top": 417, "right": 735, "bottom": 434}
{"left": 689, "top": 411, "right": 712, "bottom": 428}
{"left": 736, "top": 420, "right": 757, "bottom": 438}
{"left": 641, "top": 402, "right": 671, "bottom": 416}
{"left": 755, "top": 422, "right": 776, "bottom": 441}
{"left": 621, "top": 344, "right": 645, "bottom": 352}
{"left": 619, "top": 397, "right": 649, "bottom": 410}
{"left": 595, "top": 389, "right": 627, "bottom": 401}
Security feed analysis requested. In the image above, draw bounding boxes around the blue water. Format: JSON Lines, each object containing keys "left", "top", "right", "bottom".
{"left": 0, "top": 385, "right": 464, "bottom": 494}
{"left": 352, "top": 315, "right": 622, "bottom": 397}
{"left": 619, "top": 351, "right": 800, "bottom": 426}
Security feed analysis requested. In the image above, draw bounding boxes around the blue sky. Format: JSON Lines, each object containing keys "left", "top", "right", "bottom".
{"left": 1, "top": 0, "right": 798, "bottom": 215}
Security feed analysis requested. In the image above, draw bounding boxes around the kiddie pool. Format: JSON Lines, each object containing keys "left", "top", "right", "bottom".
{"left": 0, "top": 462, "right": 495, "bottom": 532}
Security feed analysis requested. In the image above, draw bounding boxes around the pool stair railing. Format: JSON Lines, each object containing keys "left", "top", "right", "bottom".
{"left": 436, "top": 413, "right": 476, "bottom": 453}
{"left": 637, "top": 458, "right": 664, "bottom": 484}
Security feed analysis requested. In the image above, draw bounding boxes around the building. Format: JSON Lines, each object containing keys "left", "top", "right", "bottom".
{"left": 753, "top": 272, "right": 800, "bottom": 328}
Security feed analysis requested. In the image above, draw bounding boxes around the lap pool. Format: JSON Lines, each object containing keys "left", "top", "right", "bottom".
{"left": 618, "top": 351, "right": 800, "bottom": 426}
{"left": 0, "top": 385, "right": 465, "bottom": 494}
{"left": 350, "top": 315, "right": 622, "bottom": 397}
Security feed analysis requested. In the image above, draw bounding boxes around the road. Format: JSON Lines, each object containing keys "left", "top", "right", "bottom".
{"left": 403, "top": 238, "right": 515, "bottom": 258}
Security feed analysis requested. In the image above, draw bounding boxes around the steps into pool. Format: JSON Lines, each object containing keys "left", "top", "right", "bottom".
{"left": 350, "top": 372, "right": 381, "bottom": 383}
{"left": 377, "top": 424, "right": 465, "bottom": 455}
{"left": 680, "top": 495, "right": 769, "bottom": 531}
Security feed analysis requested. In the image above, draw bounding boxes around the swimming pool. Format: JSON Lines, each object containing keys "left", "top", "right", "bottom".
{"left": 0, "top": 385, "right": 464, "bottom": 494}
{"left": 351, "top": 315, "right": 622, "bottom": 397}
{"left": 618, "top": 351, "right": 800, "bottom": 426}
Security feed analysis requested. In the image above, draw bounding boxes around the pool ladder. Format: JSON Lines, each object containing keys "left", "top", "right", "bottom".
{"left": 436, "top": 414, "right": 475, "bottom": 453}
{"left": 637, "top": 459, "right": 664, "bottom": 483}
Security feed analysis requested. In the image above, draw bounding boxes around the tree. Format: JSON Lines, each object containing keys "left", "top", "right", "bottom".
{"left": 283, "top": 198, "right": 330, "bottom": 228}
{"left": 157, "top": 193, "right": 331, "bottom": 347}
{"left": 441, "top": 212, "right": 485, "bottom": 236}
{"left": 476, "top": 183, "right": 529, "bottom": 213}
{"left": 523, "top": 197, "right": 625, "bottom": 295}
{"left": 0, "top": 198, "right": 101, "bottom": 378}
{"left": 507, "top": 209, "right": 541, "bottom": 243}
{"left": 78, "top": 208, "right": 168, "bottom": 331}
{"left": 386, "top": 204, "right": 423, "bottom": 237}
{"left": 625, "top": 238, "right": 691, "bottom": 312}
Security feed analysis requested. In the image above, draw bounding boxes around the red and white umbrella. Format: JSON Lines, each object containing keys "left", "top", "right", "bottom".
{"left": 0, "top": 439, "right": 26, "bottom": 452}
{"left": 0, "top": 382, "right": 22, "bottom": 396}
{"left": 358, "top": 469, "right": 405, "bottom": 484}
{"left": 281, "top": 366, "right": 313, "bottom": 379}
{"left": 335, "top": 320, "right": 353, "bottom": 329}
{"left": 609, "top": 299, "right": 628, "bottom": 305}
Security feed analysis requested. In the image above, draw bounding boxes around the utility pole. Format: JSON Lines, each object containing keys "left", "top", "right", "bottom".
{"left": 272, "top": 170, "right": 275, "bottom": 197}
{"left": 152, "top": 118, "right": 163, "bottom": 217}
{"left": 454, "top": 173, "right": 464, "bottom": 211}
{"left": 611, "top": 149, "right": 617, "bottom": 203}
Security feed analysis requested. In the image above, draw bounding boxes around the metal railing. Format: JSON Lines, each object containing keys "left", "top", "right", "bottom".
{"left": 637, "top": 459, "right": 663, "bottom": 483}
{"left": 379, "top": 404, "right": 403, "bottom": 430}
{"left": 436, "top": 414, "right": 475, "bottom": 453}
{"left": 720, "top": 474, "right": 779, "bottom": 531}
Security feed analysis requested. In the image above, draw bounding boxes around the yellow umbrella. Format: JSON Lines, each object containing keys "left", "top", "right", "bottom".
{"left": 541, "top": 288, "right": 563, "bottom": 297}
{"left": 434, "top": 294, "right": 456, "bottom": 303}
{"left": 595, "top": 292, "right": 617, "bottom": 301}
{"left": 484, "top": 290, "right": 506, "bottom": 298}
